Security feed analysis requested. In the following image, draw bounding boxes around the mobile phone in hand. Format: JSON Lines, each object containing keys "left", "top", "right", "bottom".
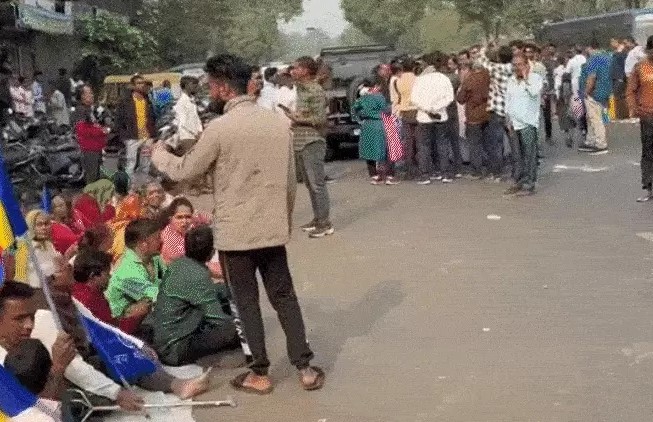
{"left": 277, "top": 104, "right": 291, "bottom": 113}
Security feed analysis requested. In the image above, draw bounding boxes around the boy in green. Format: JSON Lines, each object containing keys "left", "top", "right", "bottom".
{"left": 153, "top": 226, "right": 239, "bottom": 366}
{"left": 105, "top": 218, "right": 166, "bottom": 319}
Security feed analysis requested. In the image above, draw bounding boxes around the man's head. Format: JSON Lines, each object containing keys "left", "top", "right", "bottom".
{"left": 512, "top": 53, "right": 530, "bottom": 79}
{"left": 58, "top": 68, "right": 67, "bottom": 77}
{"left": 587, "top": 39, "right": 600, "bottom": 54}
{"left": 0, "top": 281, "right": 36, "bottom": 351}
{"left": 290, "top": 56, "right": 319, "bottom": 83}
{"left": 17, "top": 76, "right": 25, "bottom": 87}
{"left": 401, "top": 57, "right": 417, "bottom": 73}
{"left": 131, "top": 74, "right": 148, "bottom": 95}
{"left": 545, "top": 43, "right": 556, "bottom": 56}
{"left": 646, "top": 35, "right": 653, "bottom": 59}
{"left": 263, "top": 67, "right": 278, "bottom": 83}
{"left": 204, "top": 54, "right": 252, "bottom": 102}
{"left": 180, "top": 76, "right": 199, "bottom": 96}
{"left": 509, "top": 40, "right": 525, "bottom": 55}
{"left": 624, "top": 36, "right": 637, "bottom": 49}
{"left": 610, "top": 38, "right": 623, "bottom": 51}
{"left": 125, "top": 218, "right": 162, "bottom": 258}
{"left": 422, "top": 51, "right": 448, "bottom": 71}
{"left": 376, "top": 63, "right": 392, "bottom": 80}
{"left": 523, "top": 43, "right": 539, "bottom": 61}
{"left": 457, "top": 50, "right": 470, "bottom": 69}
{"left": 145, "top": 181, "right": 165, "bottom": 210}
{"left": 185, "top": 225, "right": 214, "bottom": 263}
{"left": 33, "top": 71, "right": 42, "bottom": 83}
{"left": 497, "top": 46, "right": 514, "bottom": 65}
{"left": 162, "top": 79, "right": 171, "bottom": 89}
{"left": 73, "top": 250, "right": 112, "bottom": 292}
{"left": 468, "top": 44, "right": 482, "bottom": 61}
{"left": 77, "top": 84, "right": 94, "bottom": 107}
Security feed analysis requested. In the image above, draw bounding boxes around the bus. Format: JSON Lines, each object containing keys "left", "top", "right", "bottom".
{"left": 536, "top": 9, "right": 653, "bottom": 48}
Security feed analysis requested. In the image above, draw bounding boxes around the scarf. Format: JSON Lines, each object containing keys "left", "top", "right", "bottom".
{"left": 83, "top": 179, "right": 115, "bottom": 210}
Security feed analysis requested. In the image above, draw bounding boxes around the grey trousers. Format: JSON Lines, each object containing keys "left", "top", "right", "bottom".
{"left": 81, "top": 151, "right": 102, "bottom": 185}
{"left": 297, "top": 142, "right": 330, "bottom": 223}
{"left": 416, "top": 122, "right": 450, "bottom": 178}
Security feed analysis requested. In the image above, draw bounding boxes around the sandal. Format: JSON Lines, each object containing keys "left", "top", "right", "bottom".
{"left": 637, "top": 194, "right": 652, "bottom": 203}
{"left": 230, "top": 371, "right": 273, "bottom": 395}
{"left": 299, "top": 366, "right": 325, "bottom": 391}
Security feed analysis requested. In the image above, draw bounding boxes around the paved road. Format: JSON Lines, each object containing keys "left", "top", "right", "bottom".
{"left": 188, "top": 122, "right": 653, "bottom": 422}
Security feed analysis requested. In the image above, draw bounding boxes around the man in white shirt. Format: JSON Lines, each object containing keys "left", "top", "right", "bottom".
{"left": 410, "top": 51, "right": 455, "bottom": 185}
{"left": 10, "top": 76, "right": 34, "bottom": 117}
{"left": 625, "top": 37, "right": 646, "bottom": 77}
{"left": 274, "top": 71, "right": 297, "bottom": 122}
{"left": 565, "top": 46, "right": 587, "bottom": 95}
{"left": 32, "top": 71, "right": 46, "bottom": 115}
{"left": 256, "top": 67, "right": 279, "bottom": 110}
{"left": 173, "top": 76, "right": 203, "bottom": 153}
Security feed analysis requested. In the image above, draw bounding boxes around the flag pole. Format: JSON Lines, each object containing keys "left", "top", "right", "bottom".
{"left": 26, "top": 240, "right": 63, "bottom": 330}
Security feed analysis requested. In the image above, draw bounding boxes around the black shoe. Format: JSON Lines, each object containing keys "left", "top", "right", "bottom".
{"left": 578, "top": 143, "right": 594, "bottom": 152}
{"left": 300, "top": 220, "right": 318, "bottom": 232}
{"left": 588, "top": 147, "right": 609, "bottom": 155}
{"left": 309, "top": 223, "right": 335, "bottom": 238}
{"left": 325, "top": 175, "right": 336, "bottom": 184}
{"left": 504, "top": 184, "right": 522, "bottom": 195}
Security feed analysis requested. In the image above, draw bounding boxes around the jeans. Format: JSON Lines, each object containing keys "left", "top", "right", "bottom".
{"left": 445, "top": 117, "right": 463, "bottom": 174}
{"left": 401, "top": 118, "right": 419, "bottom": 177}
{"left": 219, "top": 246, "right": 314, "bottom": 376}
{"left": 416, "top": 122, "right": 450, "bottom": 178}
{"left": 298, "top": 142, "right": 330, "bottom": 223}
{"left": 485, "top": 113, "right": 505, "bottom": 176}
{"left": 466, "top": 122, "right": 487, "bottom": 176}
{"left": 81, "top": 151, "right": 102, "bottom": 185}
{"left": 542, "top": 94, "right": 553, "bottom": 140}
{"left": 641, "top": 117, "right": 653, "bottom": 190}
{"left": 585, "top": 97, "right": 607, "bottom": 149}
{"left": 516, "top": 125, "right": 538, "bottom": 190}
{"left": 507, "top": 128, "right": 523, "bottom": 183}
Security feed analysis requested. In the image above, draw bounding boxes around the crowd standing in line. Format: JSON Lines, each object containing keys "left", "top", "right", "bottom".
{"left": 3, "top": 33, "right": 653, "bottom": 420}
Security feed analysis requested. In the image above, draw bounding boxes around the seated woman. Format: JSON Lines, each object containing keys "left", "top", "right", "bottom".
{"left": 31, "top": 257, "right": 211, "bottom": 404}
{"left": 159, "top": 197, "right": 219, "bottom": 276}
{"left": 24, "top": 210, "right": 62, "bottom": 288}
{"left": 153, "top": 226, "right": 239, "bottom": 366}
{"left": 72, "top": 249, "right": 149, "bottom": 335}
{"left": 108, "top": 192, "right": 144, "bottom": 262}
{"left": 51, "top": 194, "right": 84, "bottom": 255}
{"left": 73, "top": 179, "right": 116, "bottom": 229}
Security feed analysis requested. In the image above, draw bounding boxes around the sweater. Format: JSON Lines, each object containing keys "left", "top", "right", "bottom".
{"left": 456, "top": 68, "right": 490, "bottom": 125}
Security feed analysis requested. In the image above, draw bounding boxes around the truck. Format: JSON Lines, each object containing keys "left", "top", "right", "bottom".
{"left": 319, "top": 44, "right": 399, "bottom": 159}
{"left": 536, "top": 8, "right": 653, "bottom": 48}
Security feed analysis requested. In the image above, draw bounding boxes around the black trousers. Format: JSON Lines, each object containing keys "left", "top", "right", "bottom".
{"left": 81, "top": 151, "right": 102, "bottom": 185}
{"left": 159, "top": 322, "right": 239, "bottom": 366}
{"left": 542, "top": 94, "right": 553, "bottom": 140}
{"left": 219, "top": 246, "right": 314, "bottom": 376}
{"left": 641, "top": 117, "right": 653, "bottom": 190}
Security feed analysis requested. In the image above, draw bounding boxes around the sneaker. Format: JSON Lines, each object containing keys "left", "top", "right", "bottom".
{"left": 309, "top": 224, "right": 335, "bottom": 238}
{"left": 454, "top": 173, "right": 463, "bottom": 179}
{"left": 441, "top": 177, "right": 453, "bottom": 183}
{"left": 370, "top": 179, "right": 384, "bottom": 185}
{"left": 371, "top": 175, "right": 381, "bottom": 182}
{"left": 385, "top": 177, "right": 400, "bottom": 186}
{"left": 300, "top": 220, "right": 318, "bottom": 232}
{"left": 504, "top": 184, "right": 522, "bottom": 195}
{"left": 417, "top": 179, "right": 432, "bottom": 185}
{"left": 325, "top": 176, "right": 336, "bottom": 184}
{"left": 430, "top": 175, "right": 443, "bottom": 181}
{"left": 577, "top": 143, "right": 594, "bottom": 152}
{"left": 588, "top": 147, "right": 609, "bottom": 155}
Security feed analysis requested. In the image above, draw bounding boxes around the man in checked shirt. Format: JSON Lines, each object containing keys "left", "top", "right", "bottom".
{"left": 477, "top": 44, "right": 516, "bottom": 182}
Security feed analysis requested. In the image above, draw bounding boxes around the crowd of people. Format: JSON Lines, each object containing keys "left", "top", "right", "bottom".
{"left": 4, "top": 31, "right": 653, "bottom": 420}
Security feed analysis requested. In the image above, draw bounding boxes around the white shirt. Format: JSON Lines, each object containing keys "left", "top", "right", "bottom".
{"left": 256, "top": 81, "right": 278, "bottom": 110}
{"left": 553, "top": 64, "right": 565, "bottom": 99}
{"left": 49, "top": 90, "right": 70, "bottom": 126}
{"left": 409, "top": 67, "right": 454, "bottom": 123}
{"left": 32, "top": 81, "right": 46, "bottom": 113}
{"left": 0, "top": 310, "right": 122, "bottom": 401}
{"left": 565, "top": 54, "right": 587, "bottom": 95}
{"left": 276, "top": 85, "right": 296, "bottom": 112}
{"left": 173, "top": 92, "right": 202, "bottom": 141}
{"left": 11, "top": 85, "right": 34, "bottom": 117}
{"left": 506, "top": 71, "right": 543, "bottom": 130}
{"left": 625, "top": 45, "right": 646, "bottom": 76}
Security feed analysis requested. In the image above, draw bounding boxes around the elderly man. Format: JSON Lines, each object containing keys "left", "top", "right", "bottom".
{"left": 152, "top": 54, "right": 324, "bottom": 395}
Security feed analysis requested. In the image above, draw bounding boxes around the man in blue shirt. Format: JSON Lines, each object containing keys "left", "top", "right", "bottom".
{"left": 504, "top": 53, "right": 544, "bottom": 196}
{"left": 579, "top": 41, "right": 612, "bottom": 155}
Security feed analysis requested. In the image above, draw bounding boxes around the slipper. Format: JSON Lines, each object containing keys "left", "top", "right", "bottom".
{"left": 300, "top": 366, "right": 325, "bottom": 391}
{"left": 637, "top": 195, "right": 652, "bottom": 203}
{"left": 230, "top": 371, "right": 273, "bottom": 395}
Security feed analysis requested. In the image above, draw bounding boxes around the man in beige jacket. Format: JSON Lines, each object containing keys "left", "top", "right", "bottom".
{"left": 151, "top": 54, "right": 324, "bottom": 395}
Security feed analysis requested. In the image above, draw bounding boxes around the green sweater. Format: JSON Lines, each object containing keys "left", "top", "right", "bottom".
{"left": 152, "top": 257, "right": 233, "bottom": 354}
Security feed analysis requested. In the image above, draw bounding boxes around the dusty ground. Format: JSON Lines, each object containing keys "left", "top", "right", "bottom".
{"left": 187, "top": 122, "right": 653, "bottom": 422}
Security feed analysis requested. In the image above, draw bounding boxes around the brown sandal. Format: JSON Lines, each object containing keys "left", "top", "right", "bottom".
{"left": 299, "top": 366, "right": 325, "bottom": 391}
{"left": 230, "top": 371, "right": 273, "bottom": 395}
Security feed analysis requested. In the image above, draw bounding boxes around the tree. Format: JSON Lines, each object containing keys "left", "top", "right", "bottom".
{"left": 340, "top": 0, "right": 429, "bottom": 45}
{"left": 338, "top": 25, "right": 373, "bottom": 46}
{"left": 76, "top": 13, "right": 160, "bottom": 76}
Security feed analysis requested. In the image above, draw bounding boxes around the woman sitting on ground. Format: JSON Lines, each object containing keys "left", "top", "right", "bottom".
{"left": 24, "top": 209, "right": 62, "bottom": 288}
{"left": 50, "top": 194, "right": 84, "bottom": 255}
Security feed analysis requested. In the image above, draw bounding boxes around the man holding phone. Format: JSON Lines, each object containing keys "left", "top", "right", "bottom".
{"left": 504, "top": 53, "right": 544, "bottom": 196}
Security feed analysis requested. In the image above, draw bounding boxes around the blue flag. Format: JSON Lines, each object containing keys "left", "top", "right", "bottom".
{"left": 0, "top": 156, "right": 28, "bottom": 253}
{"left": 40, "top": 185, "right": 52, "bottom": 214}
{"left": 73, "top": 299, "right": 157, "bottom": 383}
{"left": 0, "top": 364, "right": 58, "bottom": 421}
{"left": 0, "top": 259, "right": 4, "bottom": 289}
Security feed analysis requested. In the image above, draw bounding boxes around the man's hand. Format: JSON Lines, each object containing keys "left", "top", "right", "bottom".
{"left": 124, "top": 300, "right": 151, "bottom": 318}
{"left": 51, "top": 333, "right": 76, "bottom": 374}
{"left": 116, "top": 389, "right": 145, "bottom": 411}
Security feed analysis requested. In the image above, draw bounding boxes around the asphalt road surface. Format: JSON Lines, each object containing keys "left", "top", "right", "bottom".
{"left": 183, "top": 122, "right": 653, "bottom": 422}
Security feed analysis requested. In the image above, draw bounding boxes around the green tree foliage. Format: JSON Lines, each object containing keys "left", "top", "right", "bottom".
{"left": 76, "top": 12, "right": 160, "bottom": 75}
{"left": 279, "top": 28, "right": 335, "bottom": 62}
{"left": 338, "top": 25, "right": 374, "bottom": 46}
{"left": 341, "top": 0, "right": 429, "bottom": 45}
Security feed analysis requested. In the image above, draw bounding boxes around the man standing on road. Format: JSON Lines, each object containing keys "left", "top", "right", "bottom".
{"left": 410, "top": 52, "right": 455, "bottom": 184}
{"left": 627, "top": 36, "right": 653, "bottom": 203}
{"left": 116, "top": 74, "right": 155, "bottom": 179}
{"left": 151, "top": 54, "right": 324, "bottom": 395}
{"left": 625, "top": 36, "right": 646, "bottom": 78}
{"left": 610, "top": 38, "right": 629, "bottom": 120}
{"left": 289, "top": 56, "right": 334, "bottom": 238}
{"left": 392, "top": 58, "right": 419, "bottom": 179}
{"left": 579, "top": 41, "right": 612, "bottom": 155}
{"left": 504, "top": 53, "right": 544, "bottom": 196}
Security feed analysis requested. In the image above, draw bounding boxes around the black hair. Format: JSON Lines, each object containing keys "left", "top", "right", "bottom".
{"left": 185, "top": 225, "right": 214, "bottom": 263}
{"left": 401, "top": 57, "right": 417, "bottom": 72}
{"left": 160, "top": 196, "right": 194, "bottom": 226}
{"left": 589, "top": 38, "right": 600, "bottom": 49}
{"left": 498, "top": 46, "right": 513, "bottom": 64}
{"left": 162, "top": 80, "right": 171, "bottom": 88}
{"left": 4, "top": 339, "right": 51, "bottom": 395}
{"left": 33, "top": 71, "right": 42, "bottom": 78}
{"left": 624, "top": 36, "right": 636, "bottom": 44}
{"left": 204, "top": 54, "right": 252, "bottom": 95}
{"left": 0, "top": 281, "right": 34, "bottom": 315}
{"left": 73, "top": 250, "right": 112, "bottom": 283}
{"left": 180, "top": 76, "right": 199, "bottom": 90}
{"left": 112, "top": 170, "right": 129, "bottom": 196}
{"left": 294, "top": 56, "right": 319, "bottom": 77}
{"left": 124, "top": 218, "right": 160, "bottom": 249}
{"left": 58, "top": 68, "right": 67, "bottom": 76}
{"left": 130, "top": 74, "right": 144, "bottom": 85}
{"left": 78, "top": 225, "right": 111, "bottom": 253}
{"left": 422, "top": 51, "right": 448, "bottom": 70}
{"left": 509, "top": 40, "right": 525, "bottom": 50}
{"left": 263, "top": 67, "right": 278, "bottom": 82}
{"left": 17, "top": 76, "right": 25, "bottom": 84}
